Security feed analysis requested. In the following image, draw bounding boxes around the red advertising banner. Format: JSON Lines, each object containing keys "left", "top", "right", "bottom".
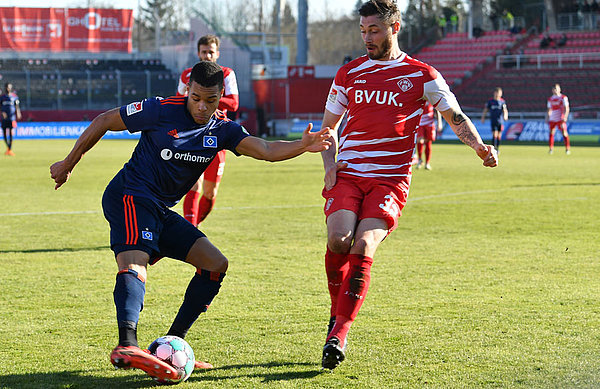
{"left": 0, "top": 7, "right": 133, "bottom": 52}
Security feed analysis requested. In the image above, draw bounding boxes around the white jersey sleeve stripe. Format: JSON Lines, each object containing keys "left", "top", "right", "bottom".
{"left": 224, "top": 71, "right": 239, "bottom": 96}
{"left": 346, "top": 161, "right": 413, "bottom": 172}
{"left": 342, "top": 171, "right": 410, "bottom": 178}
{"left": 385, "top": 71, "right": 424, "bottom": 81}
{"left": 338, "top": 149, "right": 412, "bottom": 160}
{"left": 177, "top": 78, "right": 187, "bottom": 96}
{"left": 423, "top": 74, "right": 459, "bottom": 112}
{"left": 342, "top": 135, "right": 412, "bottom": 148}
{"left": 325, "top": 81, "right": 349, "bottom": 115}
{"left": 394, "top": 108, "right": 423, "bottom": 124}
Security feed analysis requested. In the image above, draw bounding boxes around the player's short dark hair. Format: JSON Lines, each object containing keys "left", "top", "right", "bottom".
{"left": 197, "top": 34, "right": 220, "bottom": 51}
{"left": 189, "top": 61, "right": 224, "bottom": 91}
{"left": 358, "top": 0, "right": 402, "bottom": 25}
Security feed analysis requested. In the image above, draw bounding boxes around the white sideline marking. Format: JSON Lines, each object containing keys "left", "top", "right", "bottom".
{"left": 0, "top": 187, "right": 591, "bottom": 217}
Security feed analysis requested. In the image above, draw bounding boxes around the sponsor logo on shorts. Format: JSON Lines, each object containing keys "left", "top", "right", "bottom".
{"left": 203, "top": 135, "right": 217, "bottom": 148}
{"left": 325, "top": 198, "right": 334, "bottom": 211}
{"left": 379, "top": 195, "right": 400, "bottom": 218}
{"left": 126, "top": 101, "right": 143, "bottom": 116}
{"left": 142, "top": 231, "right": 153, "bottom": 240}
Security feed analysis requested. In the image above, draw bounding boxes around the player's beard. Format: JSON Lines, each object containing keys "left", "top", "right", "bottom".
{"left": 367, "top": 36, "right": 393, "bottom": 60}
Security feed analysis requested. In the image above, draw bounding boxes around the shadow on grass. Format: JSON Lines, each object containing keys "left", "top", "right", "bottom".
{"left": 0, "top": 370, "right": 156, "bottom": 389}
{"left": 0, "top": 362, "right": 323, "bottom": 388}
{"left": 0, "top": 246, "right": 110, "bottom": 254}
{"left": 190, "top": 361, "right": 323, "bottom": 383}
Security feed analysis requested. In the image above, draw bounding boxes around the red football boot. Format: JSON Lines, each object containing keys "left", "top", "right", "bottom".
{"left": 194, "top": 359, "right": 213, "bottom": 369}
{"left": 110, "top": 345, "right": 179, "bottom": 381}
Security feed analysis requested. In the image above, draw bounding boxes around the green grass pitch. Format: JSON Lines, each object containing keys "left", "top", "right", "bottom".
{"left": 0, "top": 140, "right": 598, "bottom": 388}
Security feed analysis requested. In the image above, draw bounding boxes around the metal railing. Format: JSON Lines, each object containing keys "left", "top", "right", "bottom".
{"left": 496, "top": 52, "right": 600, "bottom": 70}
{"left": 557, "top": 12, "right": 599, "bottom": 30}
{"left": 0, "top": 69, "right": 179, "bottom": 110}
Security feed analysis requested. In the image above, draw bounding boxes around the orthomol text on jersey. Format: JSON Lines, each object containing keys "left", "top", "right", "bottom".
{"left": 160, "top": 149, "right": 213, "bottom": 164}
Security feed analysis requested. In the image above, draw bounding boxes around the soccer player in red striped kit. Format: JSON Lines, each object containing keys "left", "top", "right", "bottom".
{"left": 179, "top": 35, "right": 240, "bottom": 226}
{"left": 319, "top": 0, "right": 498, "bottom": 370}
{"left": 547, "top": 83, "right": 570, "bottom": 155}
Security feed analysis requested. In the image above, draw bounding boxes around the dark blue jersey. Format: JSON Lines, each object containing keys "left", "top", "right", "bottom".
{"left": 1, "top": 93, "right": 19, "bottom": 121}
{"left": 117, "top": 96, "right": 250, "bottom": 208}
{"left": 486, "top": 98, "right": 506, "bottom": 125}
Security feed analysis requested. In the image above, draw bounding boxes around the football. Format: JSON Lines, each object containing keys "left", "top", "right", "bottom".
{"left": 148, "top": 335, "right": 195, "bottom": 384}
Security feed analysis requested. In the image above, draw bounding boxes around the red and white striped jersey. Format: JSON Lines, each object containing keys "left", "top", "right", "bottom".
{"left": 177, "top": 65, "right": 239, "bottom": 112}
{"left": 419, "top": 101, "right": 435, "bottom": 127}
{"left": 325, "top": 53, "right": 459, "bottom": 183}
{"left": 547, "top": 94, "right": 569, "bottom": 122}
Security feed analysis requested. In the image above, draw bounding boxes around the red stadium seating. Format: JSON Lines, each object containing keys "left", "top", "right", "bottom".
{"left": 413, "top": 31, "right": 518, "bottom": 85}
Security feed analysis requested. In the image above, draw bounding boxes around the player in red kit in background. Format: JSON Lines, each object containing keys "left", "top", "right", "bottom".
{"left": 319, "top": 0, "right": 498, "bottom": 370}
{"left": 415, "top": 101, "right": 442, "bottom": 170}
{"left": 546, "top": 83, "right": 570, "bottom": 155}
{"left": 179, "top": 35, "right": 239, "bottom": 226}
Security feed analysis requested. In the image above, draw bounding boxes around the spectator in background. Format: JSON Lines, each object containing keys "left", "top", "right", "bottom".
{"left": 1, "top": 83, "right": 21, "bottom": 156}
{"left": 502, "top": 9, "right": 514, "bottom": 30}
{"left": 438, "top": 14, "right": 447, "bottom": 36}
{"left": 540, "top": 34, "right": 553, "bottom": 49}
{"left": 450, "top": 13, "right": 458, "bottom": 33}
{"left": 557, "top": 33, "right": 567, "bottom": 47}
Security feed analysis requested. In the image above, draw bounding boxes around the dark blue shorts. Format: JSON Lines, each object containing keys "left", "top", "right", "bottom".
{"left": 102, "top": 171, "right": 205, "bottom": 264}
{"left": 491, "top": 122, "right": 504, "bottom": 133}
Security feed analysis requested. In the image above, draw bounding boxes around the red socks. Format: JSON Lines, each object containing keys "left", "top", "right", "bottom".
{"left": 325, "top": 248, "right": 350, "bottom": 317}
{"left": 425, "top": 140, "right": 432, "bottom": 163}
{"left": 183, "top": 191, "right": 201, "bottom": 226}
{"left": 183, "top": 192, "right": 216, "bottom": 226}
{"left": 327, "top": 254, "right": 373, "bottom": 346}
{"left": 197, "top": 195, "right": 216, "bottom": 223}
{"left": 549, "top": 132, "right": 555, "bottom": 150}
{"left": 564, "top": 134, "right": 570, "bottom": 150}
{"left": 416, "top": 142, "right": 424, "bottom": 160}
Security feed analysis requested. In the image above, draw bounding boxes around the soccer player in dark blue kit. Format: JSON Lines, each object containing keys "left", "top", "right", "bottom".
{"left": 481, "top": 87, "right": 508, "bottom": 151}
{"left": 1, "top": 82, "right": 22, "bottom": 156}
{"left": 50, "top": 61, "right": 331, "bottom": 381}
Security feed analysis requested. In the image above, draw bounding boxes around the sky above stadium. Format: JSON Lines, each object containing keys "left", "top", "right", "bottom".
{"left": 2, "top": 0, "right": 409, "bottom": 20}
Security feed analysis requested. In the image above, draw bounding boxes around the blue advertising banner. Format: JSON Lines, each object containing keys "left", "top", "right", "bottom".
{"left": 14, "top": 122, "right": 140, "bottom": 140}
{"left": 440, "top": 120, "right": 600, "bottom": 143}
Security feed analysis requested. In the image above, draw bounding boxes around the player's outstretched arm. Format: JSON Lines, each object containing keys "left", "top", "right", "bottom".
{"left": 320, "top": 109, "right": 346, "bottom": 190}
{"left": 440, "top": 107, "right": 498, "bottom": 168}
{"left": 50, "top": 108, "right": 126, "bottom": 189}
{"left": 235, "top": 123, "right": 331, "bottom": 162}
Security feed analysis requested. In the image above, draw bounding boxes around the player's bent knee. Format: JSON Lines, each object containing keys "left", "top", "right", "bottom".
{"left": 186, "top": 237, "right": 229, "bottom": 273}
{"left": 351, "top": 237, "right": 380, "bottom": 257}
{"left": 327, "top": 233, "right": 352, "bottom": 254}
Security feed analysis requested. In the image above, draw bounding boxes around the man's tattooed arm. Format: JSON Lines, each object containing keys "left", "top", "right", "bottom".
{"left": 439, "top": 107, "right": 497, "bottom": 167}
{"left": 447, "top": 111, "right": 483, "bottom": 149}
